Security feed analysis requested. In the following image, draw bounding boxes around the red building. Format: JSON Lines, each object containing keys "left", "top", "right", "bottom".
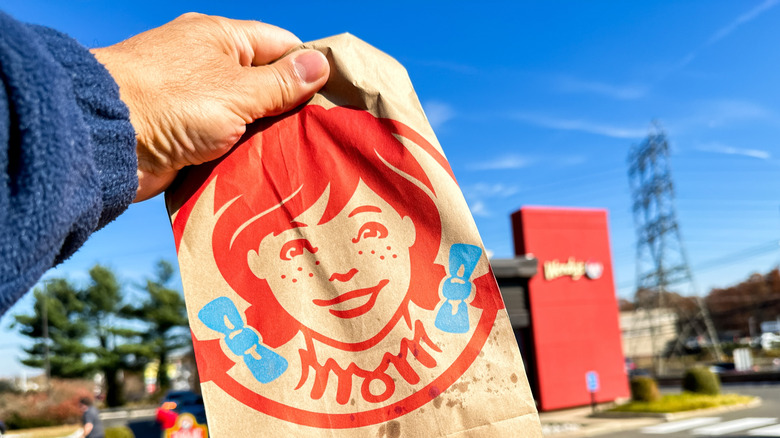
{"left": 493, "top": 206, "right": 629, "bottom": 411}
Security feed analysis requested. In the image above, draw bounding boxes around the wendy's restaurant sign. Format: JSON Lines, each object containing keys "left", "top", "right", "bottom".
{"left": 543, "top": 257, "right": 603, "bottom": 281}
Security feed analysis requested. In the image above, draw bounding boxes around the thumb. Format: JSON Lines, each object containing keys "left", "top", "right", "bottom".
{"left": 235, "top": 49, "right": 330, "bottom": 120}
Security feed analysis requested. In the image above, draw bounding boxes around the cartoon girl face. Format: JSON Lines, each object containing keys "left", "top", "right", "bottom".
{"left": 247, "top": 181, "right": 416, "bottom": 345}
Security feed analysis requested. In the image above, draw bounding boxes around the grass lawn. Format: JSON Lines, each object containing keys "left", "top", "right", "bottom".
{"left": 610, "top": 393, "right": 756, "bottom": 413}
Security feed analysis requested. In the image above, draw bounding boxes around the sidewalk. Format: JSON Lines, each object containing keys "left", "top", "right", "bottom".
{"left": 538, "top": 405, "right": 662, "bottom": 437}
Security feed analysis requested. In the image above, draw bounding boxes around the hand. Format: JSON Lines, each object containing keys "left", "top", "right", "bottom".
{"left": 91, "top": 13, "right": 330, "bottom": 202}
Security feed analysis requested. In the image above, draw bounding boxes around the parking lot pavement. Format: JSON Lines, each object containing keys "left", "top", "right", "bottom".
{"left": 539, "top": 383, "right": 779, "bottom": 437}
{"left": 539, "top": 405, "right": 663, "bottom": 437}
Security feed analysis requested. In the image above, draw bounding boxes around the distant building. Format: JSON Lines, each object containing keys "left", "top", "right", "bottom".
{"left": 619, "top": 308, "right": 679, "bottom": 358}
{"left": 760, "top": 320, "right": 780, "bottom": 334}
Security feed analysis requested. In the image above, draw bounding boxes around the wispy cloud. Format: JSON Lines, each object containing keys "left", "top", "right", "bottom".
{"left": 469, "top": 200, "right": 490, "bottom": 217}
{"left": 463, "top": 183, "right": 521, "bottom": 218}
{"left": 462, "top": 183, "right": 519, "bottom": 199}
{"left": 552, "top": 2, "right": 778, "bottom": 100}
{"left": 673, "top": 52, "right": 698, "bottom": 71}
{"left": 707, "top": 0, "right": 779, "bottom": 45}
{"left": 422, "top": 101, "right": 455, "bottom": 130}
{"left": 701, "top": 99, "right": 771, "bottom": 126}
{"left": 696, "top": 142, "right": 771, "bottom": 160}
{"left": 510, "top": 112, "right": 647, "bottom": 139}
{"left": 553, "top": 75, "right": 648, "bottom": 100}
{"left": 674, "top": 0, "right": 779, "bottom": 71}
{"left": 669, "top": 99, "right": 773, "bottom": 133}
{"left": 468, "top": 154, "right": 531, "bottom": 170}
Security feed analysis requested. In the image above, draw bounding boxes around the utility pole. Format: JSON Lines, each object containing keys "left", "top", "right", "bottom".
{"left": 627, "top": 123, "right": 723, "bottom": 375}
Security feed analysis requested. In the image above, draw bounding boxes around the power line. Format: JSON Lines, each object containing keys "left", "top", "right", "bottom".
{"left": 695, "top": 240, "right": 780, "bottom": 272}
{"left": 616, "top": 239, "right": 780, "bottom": 291}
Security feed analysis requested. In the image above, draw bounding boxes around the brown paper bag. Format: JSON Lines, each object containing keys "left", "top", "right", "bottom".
{"left": 166, "top": 34, "right": 541, "bottom": 437}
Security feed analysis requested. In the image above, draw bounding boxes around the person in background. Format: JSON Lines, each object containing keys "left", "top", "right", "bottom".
{"left": 0, "top": 11, "right": 330, "bottom": 315}
{"left": 79, "top": 398, "right": 105, "bottom": 438}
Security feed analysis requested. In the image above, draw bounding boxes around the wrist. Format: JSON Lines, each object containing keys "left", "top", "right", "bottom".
{"left": 136, "top": 167, "right": 176, "bottom": 202}
{"left": 92, "top": 48, "right": 146, "bottom": 130}
{"left": 92, "top": 47, "right": 163, "bottom": 202}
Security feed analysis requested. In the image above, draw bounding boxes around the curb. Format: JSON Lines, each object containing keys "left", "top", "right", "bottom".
{"left": 542, "top": 418, "right": 662, "bottom": 437}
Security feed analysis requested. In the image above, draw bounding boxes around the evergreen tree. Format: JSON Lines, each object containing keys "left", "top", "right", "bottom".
{"left": 13, "top": 280, "right": 92, "bottom": 378}
{"left": 80, "top": 265, "right": 145, "bottom": 407}
{"left": 124, "top": 260, "right": 190, "bottom": 395}
{"left": 13, "top": 266, "right": 147, "bottom": 407}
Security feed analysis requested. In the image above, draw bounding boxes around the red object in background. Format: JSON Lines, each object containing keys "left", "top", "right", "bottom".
{"left": 156, "top": 406, "right": 178, "bottom": 430}
{"left": 512, "top": 206, "right": 629, "bottom": 411}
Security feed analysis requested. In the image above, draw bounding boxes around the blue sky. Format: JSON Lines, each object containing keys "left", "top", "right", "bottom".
{"left": 2, "top": 1, "right": 780, "bottom": 376}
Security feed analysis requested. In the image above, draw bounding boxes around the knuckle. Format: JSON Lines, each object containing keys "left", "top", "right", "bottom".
{"left": 176, "top": 12, "right": 203, "bottom": 21}
{"left": 266, "top": 67, "right": 298, "bottom": 114}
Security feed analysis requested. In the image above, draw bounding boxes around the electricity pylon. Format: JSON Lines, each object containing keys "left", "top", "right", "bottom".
{"left": 627, "top": 124, "right": 722, "bottom": 374}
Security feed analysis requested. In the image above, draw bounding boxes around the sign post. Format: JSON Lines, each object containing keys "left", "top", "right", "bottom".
{"left": 733, "top": 348, "right": 753, "bottom": 372}
{"left": 585, "top": 371, "right": 599, "bottom": 414}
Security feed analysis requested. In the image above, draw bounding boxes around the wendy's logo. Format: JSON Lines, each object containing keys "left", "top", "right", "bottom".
{"left": 584, "top": 261, "right": 604, "bottom": 280}
{"left": 171, "top": 105, "right": 503, "bottom": 429}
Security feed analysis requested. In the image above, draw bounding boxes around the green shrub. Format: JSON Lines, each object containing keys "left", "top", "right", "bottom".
{"left": 630, "top": 376, "right": 661, "bottom": 402}
{"left": 682, "top": 367, "right": 720, "bottom": 395}
{"left": 106, "top": 426, "right": 135, "bottom": 438}
{"left": 611, "top": 393, "right": 754, "bottom": 413}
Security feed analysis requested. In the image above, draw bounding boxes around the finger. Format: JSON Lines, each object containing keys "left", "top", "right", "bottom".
{"left": 233, "top": 49, "right": 330, "bottom": 120}
{"left": 225, "top": 18, "right": 302, "bottom": 66}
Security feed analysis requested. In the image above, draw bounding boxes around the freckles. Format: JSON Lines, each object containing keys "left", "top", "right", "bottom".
{"left": 309, "top": 260, "right": 320, "bottom": 279}
{"left": 283, "top": 266, "right": 309, "bottom": 282}
{"left": 355, "top": 243, "right": 399, "bottom": 261}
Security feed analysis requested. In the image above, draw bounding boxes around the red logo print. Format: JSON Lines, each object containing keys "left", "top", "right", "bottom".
{"left": 171, "top": 105, "right": 503, "bottom": 428}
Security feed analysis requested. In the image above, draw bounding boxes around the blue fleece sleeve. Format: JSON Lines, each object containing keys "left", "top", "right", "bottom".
{"left": 0, "top": 12, "right": 138, "bottom": 315}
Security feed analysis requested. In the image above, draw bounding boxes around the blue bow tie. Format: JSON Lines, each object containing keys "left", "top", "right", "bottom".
{"left": 198, "top": 297, "right": 288, "bottom": 384}
{"left": 435, "top": 243, "right": 483, "bottom": 334}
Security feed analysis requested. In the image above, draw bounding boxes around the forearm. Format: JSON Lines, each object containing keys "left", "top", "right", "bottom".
{"left": 0, "top": 12, "right": 137, "bottom": 315}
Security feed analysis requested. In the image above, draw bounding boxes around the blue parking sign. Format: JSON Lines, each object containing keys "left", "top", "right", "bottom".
{"left": 586, "top": 371, "right": 599, "bottom": 392}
